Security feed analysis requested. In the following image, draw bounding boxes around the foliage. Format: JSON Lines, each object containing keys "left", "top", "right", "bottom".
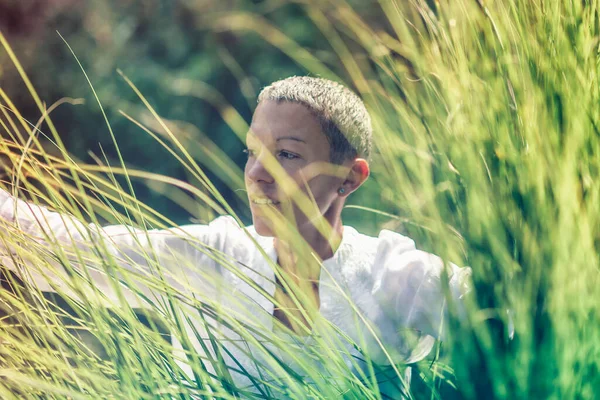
{"left": 0, "top": 0, "right": 599, "bottom": 398}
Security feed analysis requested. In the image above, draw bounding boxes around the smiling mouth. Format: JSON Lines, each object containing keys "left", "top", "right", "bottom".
{"left": 251, "top": 197, "right": 280, "bottom": 205}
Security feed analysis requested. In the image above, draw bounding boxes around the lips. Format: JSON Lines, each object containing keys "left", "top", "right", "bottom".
{"left": 252, "top": 198, "right": 279, "bottom": 205}
{"left": 249, "top": 195, "right": 280, "bottom": 205}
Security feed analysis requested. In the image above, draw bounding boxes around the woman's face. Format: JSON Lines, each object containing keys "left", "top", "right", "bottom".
{"left": 244, "top": 100, "right": 347, "bottom": 237}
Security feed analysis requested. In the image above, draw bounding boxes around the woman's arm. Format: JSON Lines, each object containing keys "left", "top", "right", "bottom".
{"left": 0, "top": 188, "right": 232, "bottom": 305}
{"left": 0, "top": 188, "right": 93, "bottom": 247}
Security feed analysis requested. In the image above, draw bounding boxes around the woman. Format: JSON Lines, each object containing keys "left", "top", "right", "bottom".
{"left": 0, "top": 76, "right": 470, "bottom": 397}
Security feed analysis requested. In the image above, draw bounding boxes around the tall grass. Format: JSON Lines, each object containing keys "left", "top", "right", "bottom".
{"left": 1, "top": 0, "right": 599, "bottom": 398}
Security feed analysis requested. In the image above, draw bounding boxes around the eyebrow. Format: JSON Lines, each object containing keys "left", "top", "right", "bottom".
{"left": 276, "top": 136, "right": 306, "bottom": 143}
{"left": 245, "top": 134, "right": 306, "bottom": 145}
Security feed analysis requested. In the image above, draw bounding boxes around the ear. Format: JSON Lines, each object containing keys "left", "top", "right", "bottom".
{"left": 338, "top": 158, "right": 370, "bottom": 197}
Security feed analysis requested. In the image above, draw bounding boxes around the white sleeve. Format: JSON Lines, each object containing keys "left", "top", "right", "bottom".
{"left": 0, "top": 188, "right": 229, "bottom": 256}
{"left": 372, "top": 231, "right": 472, "bottom": 340}
{"left": 0, "top": 188, "right": 93, "bottom": 248}
{"left": 0, "top": 188, "right": 234, "bottom": 303}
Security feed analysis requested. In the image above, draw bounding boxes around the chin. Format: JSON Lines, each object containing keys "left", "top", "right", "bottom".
{"left": 252, "top": 217, "right": 276, "bottom": 237}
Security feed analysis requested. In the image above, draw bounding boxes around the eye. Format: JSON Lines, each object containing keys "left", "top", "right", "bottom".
{"left": 243, "top": 148, "right": 256, "bottom": 158}
{"left": 277, "top": 150, "right": 300, "bottom": 160}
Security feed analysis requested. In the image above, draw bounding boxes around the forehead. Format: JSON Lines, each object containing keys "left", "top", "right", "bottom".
{"left": 248, "top": 100, "right": 327, "bottom": 145}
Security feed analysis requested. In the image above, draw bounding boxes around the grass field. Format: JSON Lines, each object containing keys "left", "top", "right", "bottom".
{"left": 0, "top": 0, "right": 599, "bottom": 398}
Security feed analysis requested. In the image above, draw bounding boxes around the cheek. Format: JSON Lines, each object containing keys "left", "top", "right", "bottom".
{"left": 315, "top": 178, "right": 341, "bottom": 203}
{"left": 295, "top": 176, "right": 340, "bottom": 211}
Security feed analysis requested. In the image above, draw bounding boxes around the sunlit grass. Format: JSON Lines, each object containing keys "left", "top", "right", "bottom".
{"left": 1, "top": 0, "right": 599, "bottom": 398}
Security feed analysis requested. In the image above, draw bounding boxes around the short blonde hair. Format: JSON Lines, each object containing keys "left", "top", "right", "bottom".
{"left": 258, "top": 76, "right": 372, "bottom": 163}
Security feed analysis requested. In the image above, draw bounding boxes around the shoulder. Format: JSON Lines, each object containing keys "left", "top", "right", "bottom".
{"left": 368, "top": 229, "right": 469, "bottom": 289}
{"left": 171, "top": 215, "right": 245, "bottom": 247}
{"left": 103, "top": 215, "right": 254, "bottom": 256}
{"left": 338, "top": 227, "right": 417, "bottom": 280}
{"left": 370, "top": 230, "right": 471, "bottom": 300}
{"left": 177, "top": 215, "right": 241, "bottom": 238}
{"left": 334, "top": 228, "right": 420, "bottom": 309}
{"left": 340, "top": 227, "right": 470, "bottom": 312}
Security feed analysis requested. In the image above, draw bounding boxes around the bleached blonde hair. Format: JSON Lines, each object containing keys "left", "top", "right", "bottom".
{"left": 258, "top": 76, "right": 372, "bottom": 163}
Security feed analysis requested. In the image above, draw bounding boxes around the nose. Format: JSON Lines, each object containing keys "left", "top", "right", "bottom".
{"left": 245, "top": 154, "right": 275, "bottom": 184}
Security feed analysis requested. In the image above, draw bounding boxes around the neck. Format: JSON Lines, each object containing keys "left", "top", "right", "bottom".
{"left": 299, "top": 217, "right": 343, "bottom": 262}
{"left": 274, "top": 204, "right": 344, "bottom": 281}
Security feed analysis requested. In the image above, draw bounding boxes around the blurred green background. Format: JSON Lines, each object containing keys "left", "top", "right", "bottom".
{"left": 0, "top": 0, "right": 389, "bottom": 231}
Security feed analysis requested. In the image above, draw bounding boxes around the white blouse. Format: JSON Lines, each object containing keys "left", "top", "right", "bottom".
{"left": 0, "top": 189, "right": 471, "bottom": 397}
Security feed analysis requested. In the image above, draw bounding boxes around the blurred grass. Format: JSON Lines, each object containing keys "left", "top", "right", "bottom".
{"left": 0, "top": 0, "right": 599, "bottom": 398}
